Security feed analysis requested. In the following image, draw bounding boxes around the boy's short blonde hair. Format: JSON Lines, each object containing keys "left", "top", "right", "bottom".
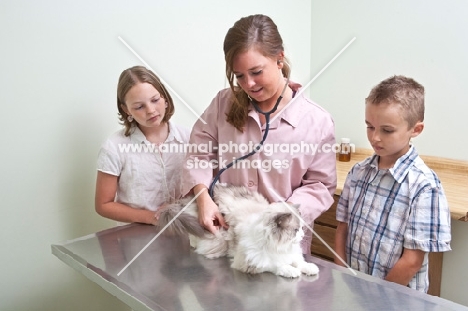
{"left": 366, "top": 75, "right": 424, "bottom": 128}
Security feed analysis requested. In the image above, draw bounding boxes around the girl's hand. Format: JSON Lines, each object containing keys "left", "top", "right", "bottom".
{"left": 153, "top": 203, "right": 169, "bottom": 225}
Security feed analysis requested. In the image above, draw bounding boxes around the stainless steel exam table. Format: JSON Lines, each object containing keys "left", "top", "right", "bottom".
{"left": 51, "top": 223, "right": 467, "bottom": 311}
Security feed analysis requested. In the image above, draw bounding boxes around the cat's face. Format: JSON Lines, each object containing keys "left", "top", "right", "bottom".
{"left": 264, "top": 204, "right": 303, "bottom": 245}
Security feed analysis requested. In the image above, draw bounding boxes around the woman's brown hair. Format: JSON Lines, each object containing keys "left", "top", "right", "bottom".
{"left": 223, "top": 14, "right": 290, "bottom": 131}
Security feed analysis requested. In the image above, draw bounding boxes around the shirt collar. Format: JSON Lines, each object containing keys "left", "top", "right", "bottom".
{"left": 128, "top": 121, "right": 184, "bottom": 145}
{"left": 129, "top": 126, "right": 148, "bottom": 144}
{"left": 389, "top": 145, "right": 418, "bottom": 183}
{"left": 365, "top": 146, "right": 417, "bottom": 183}
{"left": 247, "top": 89, "right": 301, "bottom": 129}
{"left": 167, "top": 121, "right": 185, "bottom": 144}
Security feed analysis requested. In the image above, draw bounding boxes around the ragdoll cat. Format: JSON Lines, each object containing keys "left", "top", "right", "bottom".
{"left": 158, "top": 184, "right": 319, "bottom": 278}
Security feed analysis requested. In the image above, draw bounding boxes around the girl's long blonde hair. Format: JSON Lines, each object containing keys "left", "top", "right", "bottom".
{"left": 117, "top": 66, "right": 175, "bottom": 136}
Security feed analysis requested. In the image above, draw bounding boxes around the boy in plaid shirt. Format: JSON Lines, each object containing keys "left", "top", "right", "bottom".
{"left": 334, "top": 75, "right": 451, "bottom": 292}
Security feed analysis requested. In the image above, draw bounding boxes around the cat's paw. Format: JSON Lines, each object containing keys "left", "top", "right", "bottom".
{"left": 276, "top": 265, "right": 301, "bottom": 278}
{"left": 299, "top": 262, "right": 319, "bottom": 276}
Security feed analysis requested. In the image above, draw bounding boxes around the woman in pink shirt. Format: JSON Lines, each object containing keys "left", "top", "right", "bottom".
{"left": 182, "top": 14, "right": 337, "bottom": 254}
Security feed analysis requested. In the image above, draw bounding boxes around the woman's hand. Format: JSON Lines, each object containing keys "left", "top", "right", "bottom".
{"left": 193, "top": 184, "right": 228, "bottom": 234}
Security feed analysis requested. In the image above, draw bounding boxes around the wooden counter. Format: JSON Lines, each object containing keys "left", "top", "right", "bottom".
{"left": 336, "top": 148, "right": 468, "bottom": 222}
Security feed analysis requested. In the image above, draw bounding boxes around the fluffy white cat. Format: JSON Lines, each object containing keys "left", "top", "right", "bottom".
{"left": 158, "top": 184, "right": 319, "bottom": 278}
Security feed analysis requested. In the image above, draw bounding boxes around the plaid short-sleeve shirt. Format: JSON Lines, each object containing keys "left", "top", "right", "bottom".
{"left": 336, "top": 146, "right": 451, "bottom": 292}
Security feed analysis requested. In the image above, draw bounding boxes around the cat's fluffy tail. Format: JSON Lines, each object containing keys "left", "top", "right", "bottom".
{"left": 156, "top": 203, "right": 205, "bottom": 237}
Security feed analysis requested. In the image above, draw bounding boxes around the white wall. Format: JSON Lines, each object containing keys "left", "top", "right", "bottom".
{"left": 0, "top": 1, "right": 311, "bottom": 310}
{"left": 309, "top": 0, "right": 468, "bottom": 306}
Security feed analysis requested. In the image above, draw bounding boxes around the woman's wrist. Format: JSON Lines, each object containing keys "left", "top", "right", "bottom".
{"left": 193, "top": 184, "right": 210, "bottom": 204}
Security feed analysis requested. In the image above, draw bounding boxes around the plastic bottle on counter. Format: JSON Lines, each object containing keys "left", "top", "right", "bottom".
{"left": 338, "top": 138, "right": 351, "bottom": 162}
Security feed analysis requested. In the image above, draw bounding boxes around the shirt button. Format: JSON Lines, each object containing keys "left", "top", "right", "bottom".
{"left": 248, "top": 181, "right": 254, "bottom": 187}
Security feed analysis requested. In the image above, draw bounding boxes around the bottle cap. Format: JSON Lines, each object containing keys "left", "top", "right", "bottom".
{"left": 341, "top": 138, "right": 350, "bottom": 144}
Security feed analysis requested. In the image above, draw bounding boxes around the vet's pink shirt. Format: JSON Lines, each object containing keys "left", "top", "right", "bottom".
{"left": 182, "top": 88, "right": 337, "bottom": 252}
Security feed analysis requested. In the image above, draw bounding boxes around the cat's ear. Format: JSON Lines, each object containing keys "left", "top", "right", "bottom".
{"left": 274, "top": 212, "right": 293, "bottom": 229}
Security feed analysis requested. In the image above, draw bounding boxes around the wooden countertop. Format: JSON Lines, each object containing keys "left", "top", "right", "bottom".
{"left": 335, "top": 148, "right": 468, "bottom": 222}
